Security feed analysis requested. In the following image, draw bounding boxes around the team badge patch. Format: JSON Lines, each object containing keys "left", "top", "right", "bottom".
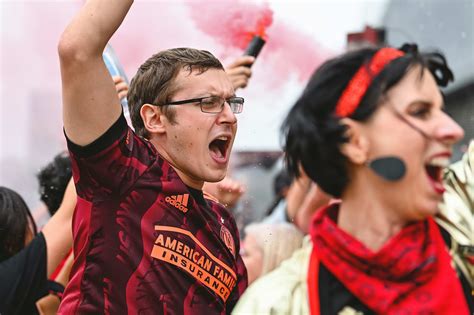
{"left": 220, "top": 225, "right": 236, "bottom": 257}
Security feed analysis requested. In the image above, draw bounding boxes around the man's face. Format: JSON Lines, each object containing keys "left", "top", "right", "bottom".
{"left": 157, "top": 68, "right": 238, "bottom": 189}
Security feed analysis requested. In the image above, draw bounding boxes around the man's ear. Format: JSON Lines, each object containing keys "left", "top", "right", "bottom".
{"left": 140, "top": 104, "right": 166, "bottom": 135}
{"left": 339, "top": 118, "right": 370, "bottom": 165}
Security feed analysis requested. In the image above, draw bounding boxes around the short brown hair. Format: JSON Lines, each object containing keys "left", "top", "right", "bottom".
{"left": 127, "top": 48, "right": 224, "bottom": 138}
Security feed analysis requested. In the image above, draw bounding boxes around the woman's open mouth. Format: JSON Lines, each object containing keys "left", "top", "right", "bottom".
{"left": 424, "top": 157, "right": 449, "bottom": 195}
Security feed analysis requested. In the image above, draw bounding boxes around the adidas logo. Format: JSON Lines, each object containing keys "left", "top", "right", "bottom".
{"left": 165, "top": 194, "right": 189, "bottom": 213}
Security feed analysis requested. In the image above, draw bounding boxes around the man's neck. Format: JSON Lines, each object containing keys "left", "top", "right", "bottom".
{"left": 172, "top": 167, "right": 204, "bottom": 190}
{"left": 152, "top": 140, "right": 204, "bottom": 190}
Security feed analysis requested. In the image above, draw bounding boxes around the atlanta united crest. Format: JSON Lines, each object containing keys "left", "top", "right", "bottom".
{"left": 220, "top": 225, "right": 236, "bottom": 257}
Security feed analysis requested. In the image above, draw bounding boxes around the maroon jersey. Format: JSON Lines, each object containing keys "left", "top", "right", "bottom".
{"left": 59, "top": 114, "right": 247, "bottom": 314}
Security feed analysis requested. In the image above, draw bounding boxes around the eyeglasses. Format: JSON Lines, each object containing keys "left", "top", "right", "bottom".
{"left": 158, "top": 96, "right": 244, "bottom": 114}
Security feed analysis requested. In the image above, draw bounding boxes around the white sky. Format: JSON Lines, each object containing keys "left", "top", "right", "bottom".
{"left": 270, "top": 0, "right": 388, "bottom": 52}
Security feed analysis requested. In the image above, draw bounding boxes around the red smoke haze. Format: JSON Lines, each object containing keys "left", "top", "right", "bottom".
{"left": 186, "top": 1, "right": 331, "bottom": 87}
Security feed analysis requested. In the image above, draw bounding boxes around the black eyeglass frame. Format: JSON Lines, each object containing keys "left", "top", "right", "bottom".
{"left": 155, "top": 96, "right": 244, "bottom": 114}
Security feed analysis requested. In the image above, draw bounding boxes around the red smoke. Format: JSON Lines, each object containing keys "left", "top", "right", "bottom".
{"left": 187, "top": 1, "right": 273, "bottom": 50}
{"left": 186, "top": 1, "right": 332, "bottom": 88}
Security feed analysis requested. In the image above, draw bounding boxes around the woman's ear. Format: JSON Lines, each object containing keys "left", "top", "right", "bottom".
{"left": 339, "top": 118, "right": 370, "bottom": 165}
{"left": 140, "top": 104, "right": 166, "bottom": 135}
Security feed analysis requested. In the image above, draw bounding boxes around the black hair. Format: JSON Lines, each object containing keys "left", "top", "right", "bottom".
{"left": 0, "top": 187, "right": 37, "bottom": 262}
{"left": 37, "top": 151, "right": 72, "bottom": 216}
{"left": 282, "top": 43, "right": 453, "bottom": 197}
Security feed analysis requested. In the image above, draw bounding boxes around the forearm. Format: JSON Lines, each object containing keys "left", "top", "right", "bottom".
{"left": 59, "top": 0, "right": 133, "bottom": 59}
{"left": 59, "top": 0, "right": 132, "bottom": 145}
{"left": 42, "top": 180, "right": 76, "bottom": 276}
{"left": 53, "top": 251, "right": 74, "bottom": 286}
{"left": 36, "top": 295, "right": 61, "bottom": 315}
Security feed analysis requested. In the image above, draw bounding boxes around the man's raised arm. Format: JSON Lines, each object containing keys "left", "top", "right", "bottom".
{"left": 58, "top": 0, "right": 133, "bottom": 146}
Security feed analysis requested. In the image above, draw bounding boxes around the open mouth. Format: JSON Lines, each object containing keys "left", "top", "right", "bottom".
{"left": 209, "top": 135, "right": 231, "bottom": 163}
{"left": 424, "top": 157, "right": 448, "bottom": 194}
{"left": 425, "top": 165, "right": 442, "bottom": 182}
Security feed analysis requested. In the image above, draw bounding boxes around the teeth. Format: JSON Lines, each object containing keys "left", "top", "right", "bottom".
{"left": 427, "top": 157, "right": 450, "bottom": 168}
{"left": 216, "top": 136, "right": 229, "bottom": 141}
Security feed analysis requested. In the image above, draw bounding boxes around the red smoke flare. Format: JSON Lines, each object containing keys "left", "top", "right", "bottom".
{"left": 187, "top": 1, "right": 273, "bottom": 50}
{"left": 186, "top": 1, "right": 332, "bottom": 88}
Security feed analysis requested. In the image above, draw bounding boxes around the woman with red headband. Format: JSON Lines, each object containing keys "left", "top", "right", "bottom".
{"left": 233, "top": 44, "right": 472, "bottom": 314}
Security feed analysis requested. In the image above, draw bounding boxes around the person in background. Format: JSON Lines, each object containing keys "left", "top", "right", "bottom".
{"left": 34, "top": 152, "right": 74, "bottom": 314}
{"left": 263, "top": 167, "right": 331, "bottom": 234}
{"left": 203, "top": 176, "right": 246, "bottom": 209}
{"left": 0, "top": 187, "right": 37, "bottom": 262}
{"left": 262, "top": 167, "right": 294, "bottom": 223}
{"left": 293, "top": 183, "right": 332, "bottom": 234}
{"left": 240, "top": 222, "right": 304, "bottom": 285}
{"left": 37, "top": 151, "right": 72, "bottom": 216}
{"left": 0, "top": 180, "right": 75, "bottom": 314}
{"left": 233, "top": 43, "right": 472, "bottom": 314}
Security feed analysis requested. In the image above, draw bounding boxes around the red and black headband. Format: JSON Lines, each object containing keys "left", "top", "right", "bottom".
{"left": 335, "top": 47, "right": 405, "bottom": 117}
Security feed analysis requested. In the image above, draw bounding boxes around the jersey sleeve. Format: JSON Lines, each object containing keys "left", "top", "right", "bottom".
{"left": 66, "top": 112, "right": 156, "bottom": 199}
{"left": 0, "top": 232, "right": 48, "bottom": 314}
